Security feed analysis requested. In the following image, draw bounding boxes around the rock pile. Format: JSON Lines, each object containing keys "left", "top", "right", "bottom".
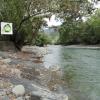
{"left": 0, "top": 83, "right": 68, "bottom": 100}
{"left": 0, "top": 61, "right": 21, "bottom": 78}
{"left": 21, "top": 46, "right": 47, "bottom": 58}
{"left": 0, "top": 84, "right": 31, "bottom": 100}
{"left": 0, "top": 46, "right": 68, "bottom": 100}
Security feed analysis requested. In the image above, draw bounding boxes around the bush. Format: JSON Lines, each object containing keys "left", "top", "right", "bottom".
{"left": 80, "top": 26, "right": 99, "bottom": 44}
{"left": 59, "top": 9, "right": 100, "bottom": 45}
{"left": 32, "top": 33, "right": 52, "bottom": 46}
{"left": 59, "top": 21, "right": 81, "bottom": 45}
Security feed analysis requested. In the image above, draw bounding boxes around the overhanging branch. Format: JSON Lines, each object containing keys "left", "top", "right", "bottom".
{"left": 16, "top": 10, "right": 51, "bottom": 33}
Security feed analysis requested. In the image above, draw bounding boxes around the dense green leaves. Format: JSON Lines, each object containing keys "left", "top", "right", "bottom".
{"left": 81, "top": 9, "right": 100, "bottom": 44}
{"left": 59, "top": 20, "right": 82, "bottom": 44}
{"left": 0, "top": 0, "right": 99, "bottom": 46}
{"left": 32, "top": 33, "right": 51, "bottom": 46}
{"left": 59, "top": 9, "right": 100, "bottom": 45}
{"left": 0, "top": 0, "right": 55, "bottom": 47}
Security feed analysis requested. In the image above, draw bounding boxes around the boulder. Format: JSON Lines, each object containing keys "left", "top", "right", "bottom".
{"left": 31, "top": 95, "right": 41, "bottom": 100}
{"left": 21, "top": 46, "right": 34, "bottom": 53}
{"left": 21, "top": 46, "right": 47, "bottom": 57}
{"left": 11, "top": 68, "right": 21, "bottom": 78}
{"left": 64, "top": 96, "right": 68, "bottom": 100}
{"left": 16, "top": 97, "right": 24, "bottom": 100}
{"left": 1, "top": 95, "right": 10, "bottom": 100}
{"left": 31, "top": 84, "right": 68, "bottom": 100}
{"left": 12, "top": 85, "right": 25, "bottom": 96}
{"left": 0, "top": 80, "right": 13, "bottom": 89}
{"left": 0, "top": 58, "right": 11, "bottom": 63}
{"left": 25, "top": 95, "right": 30, "bottom": 100}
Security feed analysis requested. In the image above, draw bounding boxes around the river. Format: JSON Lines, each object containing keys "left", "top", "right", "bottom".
{"left": 43, "top": 45, "right": 100, "bottom": 100}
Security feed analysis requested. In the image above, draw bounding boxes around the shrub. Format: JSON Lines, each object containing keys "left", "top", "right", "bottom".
{"left": 32, "top": 33, "right": 52, "bottom": 46}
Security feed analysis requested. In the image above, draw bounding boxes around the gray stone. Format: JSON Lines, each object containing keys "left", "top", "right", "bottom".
{"left": 0, "top": 91, "right": 6, "bottom": 96}
{"left": 1, "top": 95, "right": 10, "bottom": 100}
{"left": 42, "top": 98, "right": 51, "bottom": 100}
{"left": 0, "top": 56, "right": 3, "bottom": 60}
{"left": 16, "top": 97, "right": 24, "bottom": 100}
{"left": 31, "top": 84, "right": 68, "bottom": 100}
{"left": 0, "top": 58, "right": 11, "bottom": 63}
{"left": 21, "top": 46, "right": 47, "bottom": 57}
{"left": 12, "top": 85, "right": 25, "bottom": 96}
{"left": 25, "top": 96, "right": 30, "bottom": 100}
{"left": 63, "top": 95, "right": 68, "bottom": 100}
{"left": 31, "top": 95, "right": 41, "bottom": 100}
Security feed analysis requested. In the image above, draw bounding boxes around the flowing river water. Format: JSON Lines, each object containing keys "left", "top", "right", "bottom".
{"left": 43, "top": 45, "right": 100, "bottom": 100}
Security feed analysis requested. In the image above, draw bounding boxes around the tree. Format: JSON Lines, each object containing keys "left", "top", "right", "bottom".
{"left": 0, "top": 0, "right": 97, "bottom": 46}
{"left": 81, "top": 9, "right": 100, "bottom": 44}
{"left": 58, "top": 0, "right": 97, "bottom": 45}
{"left": 0, "top": 0, "right": 57, "bottom": 49}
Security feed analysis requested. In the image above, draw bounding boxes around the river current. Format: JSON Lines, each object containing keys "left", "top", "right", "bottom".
{"left": 43, "top": 45, "right": 100, "bottom": 100}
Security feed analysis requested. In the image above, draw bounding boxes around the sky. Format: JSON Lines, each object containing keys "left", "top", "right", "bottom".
{"left": 94, "top": 1, "right": 100, "bottom": 8}
{"left": 44, "top": 1, "right": 100, "bottom": 27}
{"left": 44, "top": 15, "right": 62, "bottom": 27}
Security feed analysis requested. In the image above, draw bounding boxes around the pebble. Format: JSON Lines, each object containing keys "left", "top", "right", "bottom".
{"left": 25, "top": 96, "right": 30, "bottom": 100}
{"left": 1, "top": 95, "right": 10, "bottom": 100}
{"left": 64, "top": 95, "right": 68, "bottom": 100}
{"left": 0, "top": 58, "right": 11, "bottom": 63}
{"left": 16, "top": 97, "right": 24, "bottom": 100}
{"left": 12, "top": 85, "right": 25, "bottom": 96}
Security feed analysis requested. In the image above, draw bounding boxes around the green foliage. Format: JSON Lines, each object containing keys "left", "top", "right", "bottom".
{"left": 81, "top": 9, "right": 100, "bottom": 44}
{"left": 0, "top": 0, "right": 56, "bottom": 47}
{"left": 0, "top": 0, "right": 33, "bottom": 46}
{"left": 59, "top": 9, "right": 100, "bottom": 45}
{"left": 0, "top": 0, "right": 98, "bottom": 46}
{"left": 59, "top": 19, "right": 82, "bottom": 44}
{"left": 32, "top": 33, "right": 52, "bottom": 46}
{"left": 57, "top": 0, "right": 99, "bottom": 45}
{"left": 81, "top": 24, "right": 98, "bottom": 44}
{"left": 57, "top": 0, "right": 93, "bottom": 19}
{"left": 0, "top": 0, "right": 26, "bottom": 26}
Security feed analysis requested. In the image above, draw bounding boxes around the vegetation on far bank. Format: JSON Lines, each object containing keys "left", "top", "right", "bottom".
{"left": 59, "top": 9, "right": 100, "bottom": 45}
{"left": 0, "top": 0, "right": 100, "bottom": 47}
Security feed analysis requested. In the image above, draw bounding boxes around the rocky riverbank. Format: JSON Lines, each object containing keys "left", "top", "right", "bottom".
{"left": 0, "top": 46, "right": 68, "bottom": 100}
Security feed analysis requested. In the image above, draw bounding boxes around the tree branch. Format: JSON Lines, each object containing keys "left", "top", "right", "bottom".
{"left": 16, "top": 10, "right": 51, "bottom": 33}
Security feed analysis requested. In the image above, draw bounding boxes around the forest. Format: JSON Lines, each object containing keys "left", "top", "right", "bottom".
{"left": 0, "top": 0, "right": 100, "bottom": 47}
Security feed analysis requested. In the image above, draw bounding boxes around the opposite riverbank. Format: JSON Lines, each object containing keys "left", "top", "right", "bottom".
{"left": 52, "top": 44, "right": 100, "bottom": 49}
{"left": 64, "top": 45, "right": 100, "bottom": 49}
